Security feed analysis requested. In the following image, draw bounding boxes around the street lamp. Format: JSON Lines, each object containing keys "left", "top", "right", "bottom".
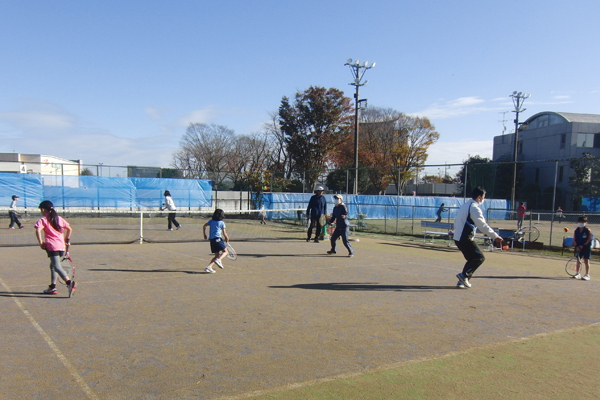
{"left": 345, "top": 58, "right": 375, "bottom": 194}
{"left": 510, "top": 91, "right": 531, "bottom": 210}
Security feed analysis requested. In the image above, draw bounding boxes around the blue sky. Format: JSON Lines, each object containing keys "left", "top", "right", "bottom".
{"left": 1, "top": 0, "right": 599, "bottom": 173}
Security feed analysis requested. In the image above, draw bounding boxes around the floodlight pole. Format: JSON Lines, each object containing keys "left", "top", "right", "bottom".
{"left": 510, "top": 91, "right": 531, "bottom": 210}
{"left": 345, "top": 59, "right": 375, "bottom": 195}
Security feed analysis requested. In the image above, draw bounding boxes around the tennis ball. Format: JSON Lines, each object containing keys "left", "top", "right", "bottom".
{"left": 564, "top": 227, "right": 569, "bottom": 232}
{"left": 502, "top": 245, "right": 509, "bottom": 251}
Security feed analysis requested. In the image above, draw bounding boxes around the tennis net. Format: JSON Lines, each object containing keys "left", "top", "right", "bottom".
{"left": 0, "top": 208, "right": 307, "bottom": 247}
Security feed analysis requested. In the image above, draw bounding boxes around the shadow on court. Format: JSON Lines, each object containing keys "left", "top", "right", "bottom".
{"left": 269, "top": 282, "right": 458, "bottom": 291}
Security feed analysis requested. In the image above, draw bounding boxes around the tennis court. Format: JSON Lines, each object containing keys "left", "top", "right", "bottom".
{"left": 1, "top": 219, "right": 599, "bottom": 399}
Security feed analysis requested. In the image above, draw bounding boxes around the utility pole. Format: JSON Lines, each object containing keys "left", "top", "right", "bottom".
{"left": 344, "top": 58, "right": 375, "bottom": 194}
{"left": 510, "top": 91, "right": 531, "bottom": 209}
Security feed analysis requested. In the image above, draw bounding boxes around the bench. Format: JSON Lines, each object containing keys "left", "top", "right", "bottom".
{"left": 562, "top": 236, "right": 600, "bottom": 255}
{"left": 421, "top": 221, "right": 454, "bottom": 245}
{"left": 349, "top": 213, "right": 368, "bottom": 232}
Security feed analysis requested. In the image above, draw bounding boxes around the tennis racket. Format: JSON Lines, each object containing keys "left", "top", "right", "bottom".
{"left": 565, "top": 251, "right": 582, "bottom": 277}
{"left": 225, "top": 242, "right": 237, "bottom": 261}
{"left": 60, "top": 252, "right": 76, "bottom": 297}
{"left": 319, "top": 214, "right": 327, "bottom": 226}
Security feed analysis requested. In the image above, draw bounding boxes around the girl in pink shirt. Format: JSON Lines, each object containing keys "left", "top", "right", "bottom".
{"left": 34, "top": 200, "right": 75, "bottom": 295}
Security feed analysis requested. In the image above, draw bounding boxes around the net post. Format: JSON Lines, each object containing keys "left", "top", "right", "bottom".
{"left": 139, "top": 211, "right": 144, "bottom": 244}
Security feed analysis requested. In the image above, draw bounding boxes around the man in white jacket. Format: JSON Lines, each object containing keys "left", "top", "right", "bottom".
{"left": 454, "top": 187, "right": 502, "bottom": 289}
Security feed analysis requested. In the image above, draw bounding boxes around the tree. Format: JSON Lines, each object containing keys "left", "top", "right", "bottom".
{"left": 331, "top": 108, "right": 439, "bottom": 194}
{"left": 172, "top": 123, "right": 236, "bottom": 186}
{"left": 455, "top": 156, "right": 517, "bottom": 199}
{"left": 229, "top": 132, "right": 273, "bottom": 193}
{"left": 570, "top": 152, "right": 600, "bottom": 210}
{"left": 80, "top": 168, "right": 94, "bottom": 176}
{"left": 278, "top": 86, "right": 353, "bottom": 190}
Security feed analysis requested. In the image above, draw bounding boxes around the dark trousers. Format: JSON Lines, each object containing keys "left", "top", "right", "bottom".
{"left": 9, "top": 211, "right": 21, "bottom": 228}
{"left": 454, "top": 240, "right": 485, "bottom": 278}
{"left": 307, "top": 216, "right": 322, "bottom": 240}
{"left": 330, "top": 226, "right": 353, "bottom": 254}
{"left": 168, "top": 212, "right": 180, "bottom": 229}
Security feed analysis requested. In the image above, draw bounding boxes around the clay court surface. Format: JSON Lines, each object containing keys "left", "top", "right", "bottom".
{"left": 1, "top": 223, "right": 600, "bottom": 399}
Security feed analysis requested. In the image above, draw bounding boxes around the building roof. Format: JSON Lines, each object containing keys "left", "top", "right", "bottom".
{"left": 524, "top": 111, "right": 600, "bottom": 125}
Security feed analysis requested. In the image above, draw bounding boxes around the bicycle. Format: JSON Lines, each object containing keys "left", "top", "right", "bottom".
{"left": 515, "top": 226, "right": 540, "bottom": 243}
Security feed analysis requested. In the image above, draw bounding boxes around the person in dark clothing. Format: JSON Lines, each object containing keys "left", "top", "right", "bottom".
{"left": 434, "top": 203, "right": 447, "bottom": 223}
{"left": 453, "top": 187, "right": 502, "bottom": 289}
{"left": 327, "top": 194, "right": 354, "bottom": 257}
{"left": 306, "top": 186, "right": 327, "bottom": 243}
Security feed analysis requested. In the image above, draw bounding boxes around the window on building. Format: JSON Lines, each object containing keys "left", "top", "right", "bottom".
{"left": 558, "top": 166, "right": 564, "bottom": 182}
{"left": 577, "top": 133, "right": 600, "bottom": 148}
{"left": 560, "top": 133, "right": 566, "bottom": 149}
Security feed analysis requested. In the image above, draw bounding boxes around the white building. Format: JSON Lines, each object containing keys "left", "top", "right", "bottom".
{"left": 0, "top": 153, "right": 82, "bottom": 175}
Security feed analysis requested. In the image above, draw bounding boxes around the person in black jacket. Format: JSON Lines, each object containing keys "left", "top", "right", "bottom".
{"left": 327, "top": 194, "right": 354, "bottom": 257}
{"left": 306, "top": 186, "right": 327, "bottom": 243}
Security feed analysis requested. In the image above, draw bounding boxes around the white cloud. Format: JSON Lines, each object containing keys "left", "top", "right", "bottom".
{"left": 177, "top": 106, "right": 219, "bottom": 126}
{"left": 0, "top": 99, "right": 178, "bottom": 167}
{"left": 145, "top": 107, "right": 164, "bottom": 120}
{"left": 411, "top": 96, "right": 488, "bottom": 119}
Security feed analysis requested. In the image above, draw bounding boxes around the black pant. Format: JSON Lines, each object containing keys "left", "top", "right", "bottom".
{"left": 307, "top": 216, "right": 322, "bottom": 240}
{"left": 330, "top": 226, "right": 353, "bottom": 254}
{"left": 168, "top": 212, "right": 180, "bottom": 229}
{"left": 9, "top": 211, "right": 22, "bottom": 228}
{"left": 454, "top": 240, "right": 485, "bottom": 278}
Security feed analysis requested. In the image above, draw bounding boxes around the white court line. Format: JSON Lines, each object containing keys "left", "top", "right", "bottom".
{"left": 0, "top": 277, "right": 99, "bottom": 400}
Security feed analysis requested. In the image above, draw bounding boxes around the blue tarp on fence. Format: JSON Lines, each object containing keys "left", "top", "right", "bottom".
{"left": 0, "top": 173, "right": 213, "bottom": 209}
{"left": 263, "top": 193, "right": 509, "bottom": 220}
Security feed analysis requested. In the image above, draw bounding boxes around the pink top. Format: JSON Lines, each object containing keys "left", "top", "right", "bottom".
{"left": 34, "top": 215, "right": 70, "bottom": 251}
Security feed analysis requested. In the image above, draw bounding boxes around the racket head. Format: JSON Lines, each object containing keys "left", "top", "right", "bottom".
{"left": 60, "top": 253, "right": 75, "bottom": 282}
{"left": 319, "top": 214, "right": 326, "bottom": 226}
{"left": 226, "top": 243, "right": 237, "bottom": 260}
{"left": 565, "top": 253, "right": 581, "bottom": 276}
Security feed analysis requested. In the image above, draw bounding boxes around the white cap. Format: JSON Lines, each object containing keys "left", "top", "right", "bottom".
{"left": 333, "top": 194, "right": 343, "bottom": 202}
{"left": 315, "top": 186, "right": 324, "bottom": 192}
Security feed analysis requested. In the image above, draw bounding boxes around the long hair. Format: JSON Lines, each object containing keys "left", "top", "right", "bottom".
{"left": 39, "top": 200, "right": 61, "bottom": 231}
{"left": 212, "top": 209, "right": 225, "bottom": 221}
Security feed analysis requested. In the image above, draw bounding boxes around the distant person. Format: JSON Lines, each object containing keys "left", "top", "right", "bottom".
{"left": 556, "top": 206, "right": 565, "bottom": 223}
{"left": 454, "top": 187, "right": 502, "bottom": 289}
{"left": 327, "top": 194, "right": 354, "bottom": 257}
{"left": 306, "top": 186, "right": 327, "bottom": 243}
{"left": 203, "top": 209, "right": 229, "bottom": 274}
{"left": 8, "top": 195, "right": 24, "bottom": 229}
{"left": 162, "top": 190, "right": 181, "bottom": 231}
{"left": 34, "top": 200, "right": 75, "bottom": 295}
{"left": 259, "top": 205, "right": 267, "bottom": 225}
{"left": 517, "top": 203, "right": 526, "bottom": 230}
{"left": 434, "top": 203, "right": 448, "bottom": 223}
{"left": 572, "top": 216, "right": 592, "bottom": 281}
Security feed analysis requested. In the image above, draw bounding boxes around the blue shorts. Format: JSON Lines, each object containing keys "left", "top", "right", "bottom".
{"left": 210, "top": 237, "right": 226, "bottom": 253}
{"left": 577, "top": 246, "right": 592, "bottom": 260}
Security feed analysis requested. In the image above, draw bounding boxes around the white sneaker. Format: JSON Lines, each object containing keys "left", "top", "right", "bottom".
{"left": 176, "top": 225, "right": 182, "bottom": 230}
{"left": 456, "top": 273, "right": 471, "bottom": 288}
{"left": 582, "top": 274, "right": 590, "bottom": 281}
{"left": 205, "top": 267, "right": 215, "bottom": 274}
{"left": 214, "top": 258, "right": 224, "bottom": 269}
{"left": 573, "top": 273, "right": 582, "bottom": 280}
{"left": 456, "top": 280, "right": 466, "bottom": 289}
